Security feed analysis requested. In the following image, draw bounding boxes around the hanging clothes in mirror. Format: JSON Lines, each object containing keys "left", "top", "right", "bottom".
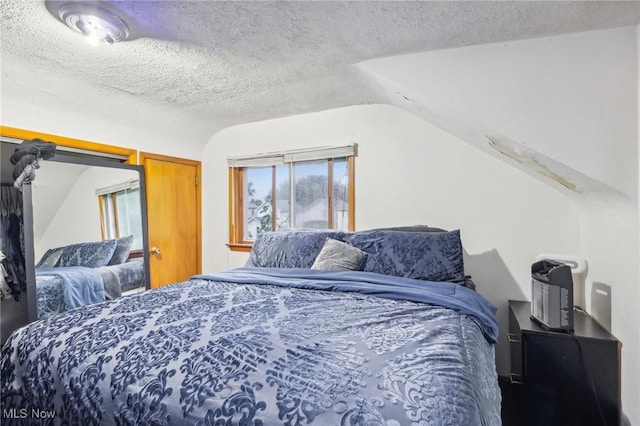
{"left": 0, "top": 185, "right": 26, "bottom": 300}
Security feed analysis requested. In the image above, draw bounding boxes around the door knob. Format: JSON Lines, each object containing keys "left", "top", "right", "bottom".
{"left": 150, "top": 247, "right": 161, "bottom": 255}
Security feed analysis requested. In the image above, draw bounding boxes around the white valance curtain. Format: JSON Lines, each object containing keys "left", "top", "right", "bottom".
{"left": 227, "top": 144, "right": 358, "bottom": 168}
{"left": 95, "top": 179, "right": 140, "bottom": 197}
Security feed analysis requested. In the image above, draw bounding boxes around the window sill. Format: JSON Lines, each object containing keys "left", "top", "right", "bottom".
{"left": 226, "top": 243, "right": 253, "bottom": 252}
{"left": 128, "top": 249, "right": 144, "bottom": 259}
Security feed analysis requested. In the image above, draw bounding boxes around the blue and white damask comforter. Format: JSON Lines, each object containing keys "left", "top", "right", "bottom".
{"left": 1, "top": 268, "right": 501, "bottom": 425}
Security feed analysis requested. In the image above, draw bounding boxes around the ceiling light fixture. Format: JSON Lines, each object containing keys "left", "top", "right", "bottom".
{"left": 57, "top": 3, "right": 130, "bottom": 45}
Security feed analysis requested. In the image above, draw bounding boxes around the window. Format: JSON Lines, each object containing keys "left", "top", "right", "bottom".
{"left": 228, "top": 145, "right": 356, "bottom": 250}
{"left": 97, "top": 179, "right": 143, "bottom": 250}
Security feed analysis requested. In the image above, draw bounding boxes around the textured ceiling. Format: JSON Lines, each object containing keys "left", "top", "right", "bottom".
{"left": 2, "top": 1, "right": 639, "bottom": 147}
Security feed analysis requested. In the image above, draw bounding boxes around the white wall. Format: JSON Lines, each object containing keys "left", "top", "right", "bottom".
{"left": 201, "top": 104, "right": 581, "bottom": 379}
{"left": 577, "top": 198, "right": 639, "bottom": 423}
{"left": 1, "top": 96, "right": 206, "bottom": 161}
{"left": 33, "top": 165, "right": 139, "bottom": 260}
{"left": 359, "top": 26, "right": 638, "bottom": 201}
{"left": 357, "top": 26, "right": 639, "bottom": 424}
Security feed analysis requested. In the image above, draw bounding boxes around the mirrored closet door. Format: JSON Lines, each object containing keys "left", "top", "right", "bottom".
{"left": 26, "top": 153, "right": 151, "bottom": 322}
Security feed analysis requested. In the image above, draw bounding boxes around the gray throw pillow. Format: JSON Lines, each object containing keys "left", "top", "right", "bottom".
{"left": 108, "top": 235, "right": 134, "bottom": 265}
{"left": 311, "top": 238, "right": 366, "bottom": 271}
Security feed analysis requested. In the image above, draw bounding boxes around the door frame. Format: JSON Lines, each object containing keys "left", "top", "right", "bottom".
{"left": 139, "top": 152, "right": 202, "bottom": 277}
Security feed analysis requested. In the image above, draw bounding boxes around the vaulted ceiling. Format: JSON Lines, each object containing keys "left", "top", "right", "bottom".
{"left": 2, "top": 1, "right": 639, "bottom": 147}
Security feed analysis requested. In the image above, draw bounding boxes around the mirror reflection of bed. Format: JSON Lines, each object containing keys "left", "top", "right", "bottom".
{"left": 31, "top": 159, "right": 148, "bottom": 320}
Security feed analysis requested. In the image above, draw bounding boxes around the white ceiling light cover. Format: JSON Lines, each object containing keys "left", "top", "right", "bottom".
{"left": 57, "top": 2, "right": 129, "bottom": 44}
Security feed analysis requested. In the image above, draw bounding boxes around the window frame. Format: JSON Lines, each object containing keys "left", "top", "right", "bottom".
{"left": 228, "top": 155, "right": 355, "bottom": 252}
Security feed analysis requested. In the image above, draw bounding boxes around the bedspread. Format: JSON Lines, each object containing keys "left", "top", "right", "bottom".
{"left": 1, "top": 268, "right": 501, "bottom": 425}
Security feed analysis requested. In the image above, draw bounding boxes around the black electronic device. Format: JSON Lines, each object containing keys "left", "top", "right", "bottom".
{"left": 531, "top": 259, "right": 574, "bottom": 331}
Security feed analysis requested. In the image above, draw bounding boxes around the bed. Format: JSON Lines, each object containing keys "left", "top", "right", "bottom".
{"left": 0, "top": 228, "right": 501, "bottom": 425}
{"left": 33, "top": 236, "right": 145, "bottom": 319}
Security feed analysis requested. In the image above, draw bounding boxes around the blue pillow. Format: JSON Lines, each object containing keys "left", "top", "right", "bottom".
{"left": 346, "top": 229, "right": 465, "bottom": 283}
{"left": 108, "top": 235, "right": 134, "bottom": 265}
{"left": 57, "top": 239, "right": 118, "bottom": 268}
{"left": 35, "top": 247, "right": 64, "bottom": 268}
{"left": 245, "top": 230, "right": 349, "bottom": 269}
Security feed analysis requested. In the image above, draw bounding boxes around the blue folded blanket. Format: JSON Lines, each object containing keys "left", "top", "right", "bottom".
{"left": 37, "top": 266, "right": 105, "bottom": 310}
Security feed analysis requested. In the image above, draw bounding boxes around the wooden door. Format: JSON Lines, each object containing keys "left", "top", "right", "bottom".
{"left": 141, "top": 153, "right": 201, "bottom": 288}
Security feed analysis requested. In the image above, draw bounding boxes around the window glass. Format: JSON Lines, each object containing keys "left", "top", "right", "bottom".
{"left": 332, "top": 159, "right": 349, "bottom": 231}
{"left": 100, "top": 187, "right": 143, "bottom": 250}
{"left": 275, "top": 165, "right": 290, "bottom": 231}
{"left": 229, "top": 152, "right": 354, "bottom": 247}
{"left": 116, "top": 188, "right": 143, "bottom": 249}
{"left": 293, "top": 161, "right": 328, "bottom": 229}
{"left": 244, "top": 167, "right": 272, "bottom": 240}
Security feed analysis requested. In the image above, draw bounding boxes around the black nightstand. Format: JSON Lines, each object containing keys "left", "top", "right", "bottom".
{"left": 508, "top": 300, "right": 620, "bottom": 426}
